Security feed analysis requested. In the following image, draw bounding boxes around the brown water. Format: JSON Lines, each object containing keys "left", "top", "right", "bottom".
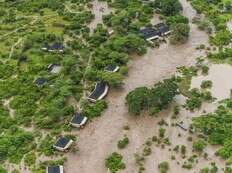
{"left": 65, "top": 0, "right": 225, "bottom": 172}
{"left": 191, "top": 64, "right": 232, "bottom": 101}
{"left": 88, "top": 0, "right": 113, "bottom": 32}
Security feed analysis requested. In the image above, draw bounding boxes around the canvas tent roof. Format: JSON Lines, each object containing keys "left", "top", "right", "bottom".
{"left": 139, "top": 27, "right": 160, "bottom": 40}
{"left": 70, "top": 113, "right": 86, "bottom": 124}
{"left": 34, "top": 78, "right": 47, "bottom": 86}
{"left": 42, "top": 43, "right": 64, "bottom": 52}
{"left": 104, "top": 64, "right": 120, "bottom": 72}
{"left": 154, "top": 23, "right": 170, "bottom": 35}
{"left": 46, "top": 166, "right": 63, "bottom": 173}
{"left": 88, "top": 81, "right": 109, "bottom": 102}
{"left": 54, "top": 137, "right": 72, "bottom": 149}
{"left": 48, "top": 64, "right": 61, "bottom": 73}
{"left": 50, "top": 43, "right": 64, "bottom": 50}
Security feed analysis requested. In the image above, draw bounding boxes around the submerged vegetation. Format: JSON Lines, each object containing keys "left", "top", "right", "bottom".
{"left": 193, "top": 99, "right": 232, "bottom": 160}
{"left": 0, "top": 0, "right": 157, "bottom": 170}
{"left": 0, "top": 0, "right": 187, "bottom": 170}
{"left": 105, "top": 152, "right": 125, "bottom": 173}
{"left": 1, "top": 0, "right": 232, "bottom": 171}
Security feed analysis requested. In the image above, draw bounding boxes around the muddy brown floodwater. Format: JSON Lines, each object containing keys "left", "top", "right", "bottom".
{"left": 65, "top": 0, "right": 225, "bottom": 172}
{"left": 88, "top": 0, "right": 113, "bottom": 32}
{"left": 191, "top": 64, "right": 232, "bottom": 101}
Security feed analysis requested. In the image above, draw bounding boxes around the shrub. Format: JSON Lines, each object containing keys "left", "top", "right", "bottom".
{"left": 11, "top": 170, "right": 20, "bottom": 173}
{"left": 185, "top": 96, "right": 202, "bottom": 111}
{"left": 201, "top": 80, "right": 212, "bottom": 89}
{"left": 173, "top": 105, "right": 180, "bottom": 115}
{"left": 193, "top": 139, "right": 206, "bottom": 152}
{"left": 0, "top": 166, "right": 6, "bottom": 173}
{"left": 105, "top": 152, "right": 125, "bottom": 173}
{"left": 158, "top": 161, "right": 169, "bottom": 173}
{"left": 24, "top": 152, "right": 36, "bottom": 167}
{"left": 82, "top": 100, "right": 107, "bottom": 119}
{"left": 181, "top": 145, "right": 186, "bottom": 155}
{"left": 199, "top": 167, "right": 209, "bottom": 173}
{"left": 201, "top": 66, "right": 209, "bottom": 75}
{"left": 38, "top": 135, "right": 54, "bottom": 156}
{"left": 143, "top": 147, "right": 152, "bottom": 156}
{"left": 159, "top": 128, "right": 166, "bottom": 138}
{"left": 117, "top": 136, "right": 129, "bottom": 149}
{"left": 182, "top": 162, "right": 193, "bottom": 169}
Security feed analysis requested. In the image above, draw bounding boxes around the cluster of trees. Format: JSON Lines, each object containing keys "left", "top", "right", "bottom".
{"left": 104, "top": 0, "right": 154, "bottom": 34}
{"left": 126, "top": 77, "right": 178, "bottom": 115}
{"left": 153, "top": 0, "right": 183, "bottom": 16}
{"left": 153, "top": 0, "right": 190, "bottom": 44}
{"left": 192, "top": 139, "right": 206, "bottom": 152}
{"left": 207, "top": 48, "right": 232, "bottom": 63}
{"left": 192, "top": 99, "right": 232, "bottom": 159}
{"left": 170, "top": 23, "right": 190, "bottom": 44}
{"left": 0, "top": 0, "right": 158, "bottom": 168}
{"left": 0, "top": 128, "right": 34, "bottom": 163}
{"left": 210, "top": 30, "right": 232, "bottom": 48}
{"left": 0, "top": 0, "right": 95, "bottom": 169}
{"left": 190, "top": 0, "right": 232, "bottom": 47}
{"left": 184, "top": 88, "right": 213, "bottom": 111}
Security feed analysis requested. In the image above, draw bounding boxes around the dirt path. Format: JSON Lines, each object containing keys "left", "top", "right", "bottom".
{"left": 65, "top": 0, "right": 224, "bottom": 172}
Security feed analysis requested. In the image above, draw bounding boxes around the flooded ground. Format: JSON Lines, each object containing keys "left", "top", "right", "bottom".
{"left": 191, "top": 64, "right": 232, "bottom": 100}
{"left": 88, "top": 0, "right": 113, "bottom": 32}
{"left": 65, "top": 0, "right": 225, "bottom": 172}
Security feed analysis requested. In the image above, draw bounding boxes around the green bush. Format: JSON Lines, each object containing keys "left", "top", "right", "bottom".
{"left": 201, "top": 66, "right": 209, "bottom": 75}
{"left": 24, "top": 152, "right": 36, "bottom": 167}
{"left": 159, "top": 128, "right": 166, "bottom": 138}
{"left": 11, "top": 170, "right": 20, "bottom": 173}
{"left": 0, "top": 166, "right": 6, "bottom": 173}
{"left": 181, "top": 145, "right": 186, "bottom": 155}
{"left": 105, "top": 152, "right": 125, "bottom": 173}
{"left": 38, "top": 135, "right": 54, "bottom": 156}
{"left": 0, "top": 129, "right": 34, "bottom": 163}
{"left": 200, "top": 80, "right": 212, "bottom": 89}
{"left": 193, "top": 139, "right": 206, "bottom": 152}
{"left": 158, "top": 161, "right": 169, "bottom": 173}
{"left": 199, "top": 167, "right": 209, "bottom": 173}
{"left": 82, "top": 100, "right": 107, "bottom": 119}
{"left": 117, "top": 136, "right": 129, "bottom": 149}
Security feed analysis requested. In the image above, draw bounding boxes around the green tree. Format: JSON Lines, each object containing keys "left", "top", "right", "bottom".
{"left": 154, "top": 0, "right": 182, "bottom": 16}
{"left": 193, "top": 139, "right": 207, "bottom": 152}
{"left": 126, "top": 87, "right": 151, "bottom": 115}
{"left": 126, "top": 78, "right": 178, "bottom": 115}
{"left": 170, "top": 23, "right": 190, "bottom": 44}
{"left": 210, "top": 30, "right": 232, "bottom": 47}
